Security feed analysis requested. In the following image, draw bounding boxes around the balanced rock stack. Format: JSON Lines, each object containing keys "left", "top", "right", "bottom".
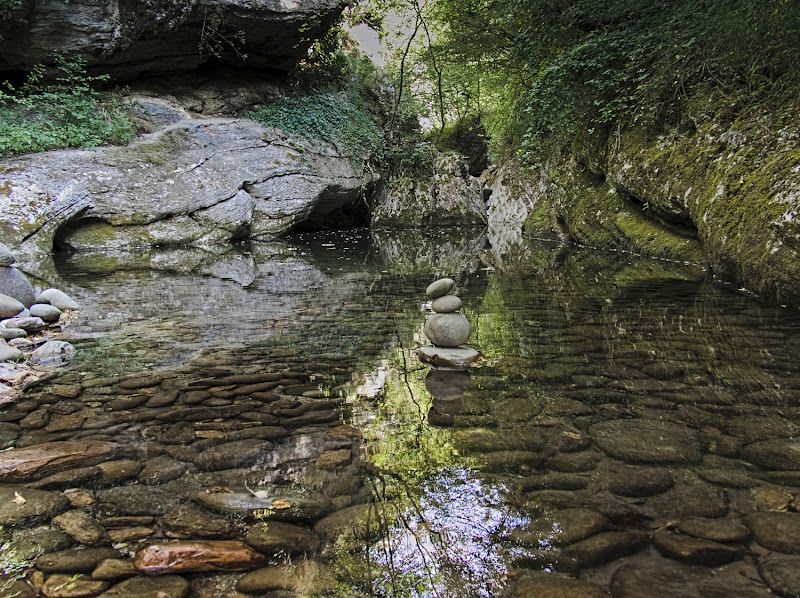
{"left": 0, "top": 242, "right": 79, "bottom": 369}
{"left": 417, "top": 277, "right": 482, "bottom": 369}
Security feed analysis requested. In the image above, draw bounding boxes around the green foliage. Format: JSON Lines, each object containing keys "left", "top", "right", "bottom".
{"left": 382, "top": 0, "right": 800, "bottom": 164}
{"left": 246, "top": 89, "right": 384, "bottom": 166}
{"left": 198, "top": 3, "right": 248, "bottom": 61}
{"left": 0, "top": 55, "right": 136, "bottom": 157}
{"left": 0, "top": 0, "right": 21, "bottom": 20}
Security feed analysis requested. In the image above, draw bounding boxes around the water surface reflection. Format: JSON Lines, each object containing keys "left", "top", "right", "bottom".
{"left": 2, "top": 230, "right": 798, "bottom": 597}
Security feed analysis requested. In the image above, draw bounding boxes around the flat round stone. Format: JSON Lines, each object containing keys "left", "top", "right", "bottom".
{"left": 417, "top": 345, "right": 481, "bottom": 369}
{"left": 432, "top": 295, "right": 462, "bottom": 313}
{"left": 425, "top": 278, "right": 455, "bottom": 299}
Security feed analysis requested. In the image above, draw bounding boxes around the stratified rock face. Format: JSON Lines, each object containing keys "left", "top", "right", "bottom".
{"left": 0, "top": 0, "right": 345, "bottom": 79}
{"left": 487, "top": 92, "right": 800, "bottom": 305}
{"left": 0, "top": 114, "right": 377, "bottom": 263}
{"left": 371, "top": 151, "right": 487, "bottom": 228}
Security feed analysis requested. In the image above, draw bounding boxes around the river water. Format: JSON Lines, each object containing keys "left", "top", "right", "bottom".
{"left": 2, "top": 228, "right": 799, "bottom": 597}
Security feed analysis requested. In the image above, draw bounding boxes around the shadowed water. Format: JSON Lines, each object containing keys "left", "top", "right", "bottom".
{"left": 1, "top": 228, "right": 799, "bottom": 597}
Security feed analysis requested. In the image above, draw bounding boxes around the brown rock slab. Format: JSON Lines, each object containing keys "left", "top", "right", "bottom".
{"left": 235, "top": 561, "right": 336, "bottom": 594}
{"left": 96, "top": 574, "right": 189, "bottom": 598}
{"left": 746, "top": 512, "right": 800, "bottom": 554}
{"left": 37, "top": 548, "right": 122, "bottom": 573}
{"left": 91, "top": 559, "right": 138, "bottom": 582}
{"left": 245, "top": 521, "right": 320, "bottom": 557}
{"left": 509, "top": 573, "right": 607, "bottom": 598}
{"left": 134, "top": 541, "right": 265, "bottom": 574}
{"left": 192, "top": 439, "right": 273, "bottom": 471}
{"left": 590, "top": 420, "right": 704, "bottom": 464}
{"left": 417, "top": 345, "right": 482, "bottom": 369}
{"left": 107, "top": 527, "right": 154, "bottom": 543}
{"left": 162, "top": 505, "right": 239, "bottom": 539}
{"left": 0, "top": 441, "right": 117, "bottom": 482}
{"left": 53, "top": 509, "right": 111, "bottom": 546}
{"left": 648, "top": 481, "right": 728, "bottom": 521}
{"left": 559, "top": 531, "right": 649, "bottom": 572}
{"left": 759, "top": 553, "right": 800, "bottom": 598}
{"left": 95, "top": 460, "right": 143, "bottom": 485}
{"left": 653, "top": 529, "right": 742, "bottom": 566}
{"left": 0, "top": 486, "right": 70, "bottom": 526}
{"left": 741, "top": 438, "right": 800, "bottom": 471}
{"left": 31, "top": 466, "right": 102, "bottom": 490}
{"left": 41, "top": 574, "right": 109, "bottom": 598}
{"left": 315, "top": 448, "right": 351, "bottom": 469}
{"left": 508, "top": 508, "right": 610, "bottom": 547}
{"left": 596, "top": 460, "right": 674, "bottom": 497}
{"left": 611, "top": 560, "right": 770, "bottom": 597}
{"left": 677, "top": 517, "right": 751, "bottom": 543}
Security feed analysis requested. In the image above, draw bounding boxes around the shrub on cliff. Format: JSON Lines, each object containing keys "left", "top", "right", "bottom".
{"left": 0, "top": 55, "right": 136, "bottom": 158}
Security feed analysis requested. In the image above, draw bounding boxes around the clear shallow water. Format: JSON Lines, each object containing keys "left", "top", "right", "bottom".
{"left": 3, "top": 229, "right": 800, "bottom": 597}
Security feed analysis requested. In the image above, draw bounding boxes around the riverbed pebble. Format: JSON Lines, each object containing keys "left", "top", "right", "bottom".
{"left": 29, "top": 303, "right": 62, "bottom": 323}
{"left": 36, "top": 288, "right": 80, "bottom": 311}
{"left": 0, "top": 266, "right": 35, "bottom": 306}
{"left": 0, "top": 293, "right": 24, "bottom": 319}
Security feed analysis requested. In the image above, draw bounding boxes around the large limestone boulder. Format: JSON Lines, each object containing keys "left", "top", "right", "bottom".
{"left": 0, "top": 0, "right": 344, "bottom": 79}
{"left": 1, "top": 115, "right": 377, "bottom": 264}
{"left": 371, "top": 151, "right": 487, "bottom": 228}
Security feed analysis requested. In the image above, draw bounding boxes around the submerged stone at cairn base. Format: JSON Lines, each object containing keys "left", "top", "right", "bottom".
{"left": 417, "top": 345, "right": 481, "bottom": 369}
{"left": 432, "top": 295, "right": 463, "bottom": 313}
{"left": 426, "top": 278, "right": 455, "bottom": 299}
{"left": 425, "top": 312, "right": 471, "bottom": 347}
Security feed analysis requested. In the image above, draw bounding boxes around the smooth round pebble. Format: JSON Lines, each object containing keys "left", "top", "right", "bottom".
{"left": 0, "top": 293, "right": 24, "bottom": 319}
{"left": 1, "top": 327, "right": 27, "bottom": 340}
{"left": 0, "top": 267, "right": 35, "bottom": 306}
{"left": 36, "top": 288, "right": 80, "bottom": 311}
{"left": 30, "top": 303, "right": 62, "bottom": 323}
{"left": 424, "top": 313, "right": 471, "bottom": 347}
{"left": 425, "top": 278, "right": 455, "bottom": 300}
{"left": 432, "top": 295, "right": 462, "bottom": 313}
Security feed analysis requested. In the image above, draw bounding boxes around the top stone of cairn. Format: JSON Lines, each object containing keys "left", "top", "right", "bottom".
{"left": 425, "top": 278, "right": 455, "bottom": 300}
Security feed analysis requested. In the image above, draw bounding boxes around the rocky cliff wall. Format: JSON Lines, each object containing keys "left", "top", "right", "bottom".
{"left": 0, "top": 0, "right": 344, "bottom": 78}
{"left": 0, "top": 97, "right": 378, "bottom": 272}
{"left": 486, "top": 92, "right": 800, "bottom": 305}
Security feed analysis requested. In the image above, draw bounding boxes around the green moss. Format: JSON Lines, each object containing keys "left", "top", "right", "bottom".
{"left": 615, "top": 210, "right": 705, "bottom": 263}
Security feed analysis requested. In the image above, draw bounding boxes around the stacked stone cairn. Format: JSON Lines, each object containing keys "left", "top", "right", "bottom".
{"left": 0, "top": 242, "right": 79, "bottom": 392}
{"left": 417, "top": 277, "right": 482, "bottom": 370}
